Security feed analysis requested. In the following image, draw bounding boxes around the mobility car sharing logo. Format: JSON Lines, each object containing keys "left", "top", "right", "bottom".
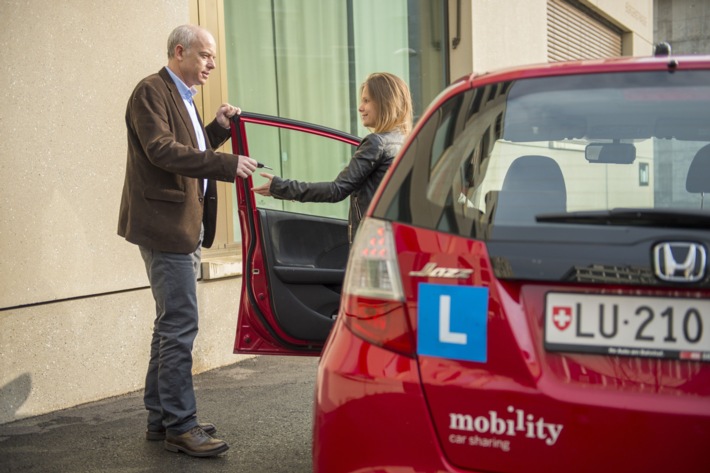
{"left": 448, "top": 406, "right": 564, "bottom": 449}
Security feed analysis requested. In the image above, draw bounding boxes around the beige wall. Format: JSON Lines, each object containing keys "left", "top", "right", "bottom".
{"left": 0, "top": 0, "right": 251, "bottom": 425}
{"left": 450, "top": 0, "right": 653, "bottom": 79}
{"left": 450, "top": 0, "right": 548, "bottom": 82}
{"left": 0, "top": 280, "right": 243, "bottom": 424}
{"left": 471, "top": 0, "right": 549, "bottom": 74}
{"left": 0, "top": 1, "right": 185, "bottom": 308}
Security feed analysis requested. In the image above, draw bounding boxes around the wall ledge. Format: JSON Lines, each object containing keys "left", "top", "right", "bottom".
{"left": 201, "top": 255, "right": 243, "bottom": 280}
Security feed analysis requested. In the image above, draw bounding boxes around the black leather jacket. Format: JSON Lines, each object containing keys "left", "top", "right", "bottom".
{"left": 269, "top": 130, "right": 404, "bottom": 242}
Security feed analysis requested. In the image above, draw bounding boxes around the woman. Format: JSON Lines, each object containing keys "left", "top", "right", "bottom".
{"left": 252, "top": 72, "right": 413, "bottom": 243}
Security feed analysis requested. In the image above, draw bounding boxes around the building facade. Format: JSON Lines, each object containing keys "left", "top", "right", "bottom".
{"left": 0, "top": 0, "right": 653, "bottom": 424}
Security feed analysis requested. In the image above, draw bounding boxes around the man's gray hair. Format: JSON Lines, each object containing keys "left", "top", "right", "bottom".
{"left": 167, "top": 25, "right": 200, "bottom": 59}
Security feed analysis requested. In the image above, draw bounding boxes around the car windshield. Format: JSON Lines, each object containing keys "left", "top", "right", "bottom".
{"left": 423, "top": 70, "right": 710, "bottom": 234}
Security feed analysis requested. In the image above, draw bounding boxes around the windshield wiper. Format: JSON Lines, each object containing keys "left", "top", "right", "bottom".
{"left": 536, "top": 209, "right": 710, "bottom": 228}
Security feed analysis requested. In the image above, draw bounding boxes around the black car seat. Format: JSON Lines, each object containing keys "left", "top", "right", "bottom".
{"left": 686, "top": 144, "right": 710, "bottom": 208}
{"left": 493, "top": 155, "right": 567, "bottom": 224}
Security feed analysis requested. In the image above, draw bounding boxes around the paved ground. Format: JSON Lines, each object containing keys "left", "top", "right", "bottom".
{"left": 0, "top": 356, "right": 319, "bottom": 473}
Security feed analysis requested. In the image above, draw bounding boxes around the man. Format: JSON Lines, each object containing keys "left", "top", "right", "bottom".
{"left": 117, "top": 24, "right": 256, "bottom": 457}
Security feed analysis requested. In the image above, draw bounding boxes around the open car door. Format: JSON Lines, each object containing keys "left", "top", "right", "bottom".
{"left": 230, "top": 112, "right": 361, "bottom": 355}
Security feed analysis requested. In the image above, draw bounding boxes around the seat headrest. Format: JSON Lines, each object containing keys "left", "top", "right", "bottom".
{"left": 501, "top": 155, "right": 566, "bottom": 194}
{"left": 686, "top": 144, "right": 710, "bottom": 193}
{"left": 494, "top": 155, "right": 567, "bottom": 224}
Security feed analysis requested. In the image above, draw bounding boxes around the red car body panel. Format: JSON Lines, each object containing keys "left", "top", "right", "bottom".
{"left": 311, "top": 219, "right": 710, "bottom": 472}
{"left": 388, "top": 222, "right": 710, "bottom": 473}
{"left": 234, "top": 56, "right": 710, "bottom": 472}
{"left": 313, "top": 321, "right": 457, "bottom": 473}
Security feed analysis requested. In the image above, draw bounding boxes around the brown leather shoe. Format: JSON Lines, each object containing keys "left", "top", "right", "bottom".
{"left": 164, "top": 426, "right": 229, "bottom": 457}
{"left": 146, "top": 422, "right": 217, "bottom": 441}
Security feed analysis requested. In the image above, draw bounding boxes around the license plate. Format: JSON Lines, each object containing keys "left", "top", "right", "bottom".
{"left": 544, "top": 292, "right": 710, "bottom": 362}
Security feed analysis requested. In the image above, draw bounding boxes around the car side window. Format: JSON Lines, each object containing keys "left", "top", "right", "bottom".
{"left": 379, "top": 88, "right": 500, "bottom": 238}
{"left": 429, "top": 97, "right": 466, "bottom": 173}
{"left": 246, "top": 123, "right": 355, "bottom": 221}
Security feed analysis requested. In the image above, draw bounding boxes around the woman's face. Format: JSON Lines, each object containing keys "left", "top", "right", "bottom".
{"left": 358, "top": 85, "right": 378, "bottom": 129}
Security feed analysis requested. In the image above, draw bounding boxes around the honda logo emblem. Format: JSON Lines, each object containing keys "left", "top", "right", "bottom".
{"left": 653, "top": 242, "right": 707, "bottom": 283}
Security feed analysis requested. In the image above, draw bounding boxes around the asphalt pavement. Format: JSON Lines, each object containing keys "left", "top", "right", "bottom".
{"left": 0, "top": 356, "right": 319, "bottom": 473}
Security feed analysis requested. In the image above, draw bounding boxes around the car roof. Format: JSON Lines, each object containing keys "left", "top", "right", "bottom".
{"left": 420, "top": 54, "right": 710, "bottom": 135}
{"left": 463, "top": 54, "right": 710, "bottom": 85}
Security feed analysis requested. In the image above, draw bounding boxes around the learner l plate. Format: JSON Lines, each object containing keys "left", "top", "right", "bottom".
{"left": 544, "top": 292, "right": 710, "bottom": 361}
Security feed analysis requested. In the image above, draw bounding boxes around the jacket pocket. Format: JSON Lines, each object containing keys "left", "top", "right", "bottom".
{"left": 144, "top": 187, "right": 186, "bottom": 203}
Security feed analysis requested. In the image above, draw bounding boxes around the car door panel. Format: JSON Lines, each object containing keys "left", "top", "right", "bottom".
{"left": 231, "top": 112, "right": 360, "bottom": 355}
{"left": 257, "top": 208, "right": 348, "bottom": 340}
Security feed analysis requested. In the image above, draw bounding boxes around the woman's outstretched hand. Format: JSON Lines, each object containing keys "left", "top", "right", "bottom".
{"left": 252, "top": 172, "right": 275, "bottom": 197}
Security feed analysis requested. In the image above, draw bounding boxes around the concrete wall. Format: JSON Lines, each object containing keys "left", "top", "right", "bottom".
{"left": 0, "top": 0, "right": 251, "bottom": 425}
{"left": 471, "top": 0, "right": 549, "bottom": 74}
{"left": 0, "top": 280, "right": 244, "bottom": 424}
{"left": 450, "top": 0, "right": 653, "bottom": 80}
{"left": 0, "top": 1, "right": 181, "bottom": 309}
{"left": 655, "top": 0, "right": 710, "bottom": 54}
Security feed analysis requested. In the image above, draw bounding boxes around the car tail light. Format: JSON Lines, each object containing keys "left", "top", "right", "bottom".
{"left": 341, "top": 218, "right": 415, "bottom": 356}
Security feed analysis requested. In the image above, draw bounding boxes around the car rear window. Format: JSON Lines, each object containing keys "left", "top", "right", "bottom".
{"left": 376, "top": 70, "right": 710, "bottom": 241}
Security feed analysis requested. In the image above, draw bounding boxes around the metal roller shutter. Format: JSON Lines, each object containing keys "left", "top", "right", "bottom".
{"left": 547, "top": 0, "right": 622, "bottom": 62}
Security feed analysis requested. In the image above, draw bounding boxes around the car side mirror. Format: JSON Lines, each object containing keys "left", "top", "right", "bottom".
{"left": 585, "top": 143, "right": 636, "bottom": 164}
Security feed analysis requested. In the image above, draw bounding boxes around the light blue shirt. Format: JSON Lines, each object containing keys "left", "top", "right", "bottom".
{"left": 166, "top": 67, "right": 207, "bottom": 193}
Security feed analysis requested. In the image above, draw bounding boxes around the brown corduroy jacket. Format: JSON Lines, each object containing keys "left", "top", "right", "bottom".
{"left": 118, "top": 67, "right": 239, "bottom": 253}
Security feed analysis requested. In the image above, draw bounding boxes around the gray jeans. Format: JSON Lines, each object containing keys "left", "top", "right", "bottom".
{"left": 139, "top": 233, "right": 202, "bottom": 435}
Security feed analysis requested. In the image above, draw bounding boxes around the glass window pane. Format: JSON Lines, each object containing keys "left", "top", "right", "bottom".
{"left": 247, "top": 124, "right": 355, "bottom": 219}
{"left": 224, "top": 0, "right": 449, "bottom": 243}
{"left": 379, "top": 70, "right": 710, "bottom": 241}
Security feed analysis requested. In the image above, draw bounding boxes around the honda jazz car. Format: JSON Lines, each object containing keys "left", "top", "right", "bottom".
{"left": 231, "top": 53, "right": 710, "bottom": 472}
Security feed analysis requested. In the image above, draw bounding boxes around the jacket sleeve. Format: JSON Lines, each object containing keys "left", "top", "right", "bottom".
{"left": 205, "top": 119, "right": 232, "bottom": 151}
{"left": 269, "top": 134, "right": 383, "bottom": 203}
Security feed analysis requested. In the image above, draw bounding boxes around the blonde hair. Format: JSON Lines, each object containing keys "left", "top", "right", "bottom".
{"left": 362, "top": 72, "right": 413, "bottom": 136}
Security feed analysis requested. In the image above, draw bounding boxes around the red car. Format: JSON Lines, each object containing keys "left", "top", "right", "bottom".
{"left": 231, "top": 53, "right": 710, "bottom": 472}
